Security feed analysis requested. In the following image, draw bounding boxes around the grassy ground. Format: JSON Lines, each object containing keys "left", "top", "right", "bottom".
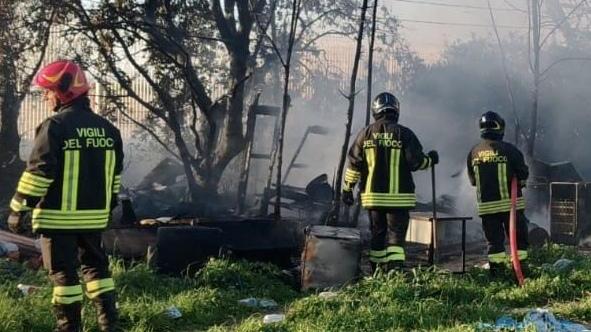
{"left": 1, "top": 245, "right": 590, "bottom": 331}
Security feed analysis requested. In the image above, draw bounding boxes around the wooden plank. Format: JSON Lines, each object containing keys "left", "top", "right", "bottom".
{"left": 254, "top": 105, "right": 280, "bottom": 116}
{"left": 0, "top": 230, "right": 39, "bottom": 255}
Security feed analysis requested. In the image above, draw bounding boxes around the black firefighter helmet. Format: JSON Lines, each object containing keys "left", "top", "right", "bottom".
{"left": 479, "top": 111, "right": 505, "bottom": 139}
{"left": 372, "top": 92, "right": 400, "bottom": 121}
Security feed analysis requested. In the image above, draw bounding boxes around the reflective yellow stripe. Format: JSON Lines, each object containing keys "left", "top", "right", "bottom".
{"left": 478, "top": 197, "right": 525, "bottom": 215}
{"left": 361, "top": 193, "right": 416, "bottom": 208}
{"left": 474, "top": 166, "right": 481, "bottom": 202}
{"left": 86, "top": 278, "right": 115, "bottom": 299}
{"left": 53, "top": 295, "right": 83, "bottom": 304}
{"left": 16, "top": 182, "right": 47, "bottom": 196}
{"left": 18, "top": 178, "right": 50, "bottom": 190}
{"left": 10, "top": 199, "right": 32, "bottom": 212}
{"left": 362, "top": 193, "right": 416, "bottom": 199}
{"left": 33, "top": 209, "right": 109, "bottom": 219}
{"left": 32, "top": 208, "right": 110, "bottom": 230}
{"left": 21, "top": 172, "right": 53, "bottom": 186}
{"left": 86, "top": 278, "right": 115, "bottom": 292}
{"left": 478, "top": 197, "right": 526, "bottom": 208}
{"left": 33, "top": 220, "right": 109, "bottom": 230}
{"left": 370, "top": 247, "right": 406, "bottom": 263}
{"left": 497, "top": 163, "right": 503, "bottom": 199}
{"left": 498, "top": 163, "right": 509, "bottom": 200}
{"left": 104, "top": 150, "right": 116, "bottom": 210}
{"left": 53, "top": 285, "right": 83, "bottom": 296}
{"left": 370, "top": 255, "right": 405, "bottom": 263}
{"left": 61, "top": 150, "right": 80, "bottom": 211}
{"left": 488, "top": 252, "right": 507, "bottom": 263}
{"left": 61, "top": 151, "right": 71, "bottom": 210}
{"left": 370, "top": 246, "right": 405, "bottom": 258}
{"left": 345, "top": 169, "right": 361, "bottom": 182}
{"left": 71, "top": 151, "right": 80, "bottom": 210}
{"left": 52, "top": 285, "right": 83, "bottom": 304}
{"left": 113, "top": 174, "right": 121, "bottom": 193}
{"left": 419, "top": 157, "right": 428, "bottom": 169}
{"left": 361, "top": 193, "right": 417, "bottom": 207}
{"left": 419, "top": 156, "right": 431, "bottom": 170}
{"left": 390, "top": 148, "right": 401, "bottom": 194}
{"left": 33, "top": 208, "right": 110, "bottom": 216}
{"left": 365, "top": 148, "right": 376, "bottom": 193}
{"left": 52, "top": 294, "right": 84, "bottom": 304}
{"left": 344, "top": 176, "right": 358, "bottom": 183}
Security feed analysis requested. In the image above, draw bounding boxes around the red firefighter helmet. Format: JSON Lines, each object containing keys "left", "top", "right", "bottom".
{"left": 33, "top": 60, "right": 90, "bottom": 104}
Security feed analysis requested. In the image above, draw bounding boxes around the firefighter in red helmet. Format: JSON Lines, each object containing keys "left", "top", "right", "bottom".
{"left": 8, "top": 60, "right": 123, "bottom": 332}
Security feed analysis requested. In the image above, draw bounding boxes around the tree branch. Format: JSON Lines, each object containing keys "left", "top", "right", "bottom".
{"left": 540, "top": 0, "right": 587, "bottom": 48}
{"left": 540, "top": 57, "right": 591, "bottom": 78}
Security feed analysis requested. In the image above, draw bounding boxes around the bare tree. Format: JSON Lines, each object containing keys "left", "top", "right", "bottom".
{"left": 365, "top": 0, "right": 379, "bottom": 127}
{"left": 271, "top": 0, "right": 304, "bottom": 219}
{"left": 332, "top": 0, "right": 370, "bottom": 225}
{"left": 352, "top": 0, "right": 378, "bottom": 226}
{"left": 526, "top": 0, "right": 591, "bottom": 158}
{"left": 487, "top": 0, "right": 523, "bottom": 145}
{"left": 0, "top": 0, "right": 53, "bottom": 207}
{"left": 62, "top": 0, "right": 266, "bottom": 208}
{"left": 528, "top": 0, "right": 542, "bottom": 158}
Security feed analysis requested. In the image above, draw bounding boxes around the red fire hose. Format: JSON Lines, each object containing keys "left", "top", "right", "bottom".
{"left": 510, "top": 176, "right": 525, "bottom": 286}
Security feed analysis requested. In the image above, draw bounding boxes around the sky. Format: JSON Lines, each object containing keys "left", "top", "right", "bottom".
{"left": 382, "top": 0, "right": 530, "bottom": 61}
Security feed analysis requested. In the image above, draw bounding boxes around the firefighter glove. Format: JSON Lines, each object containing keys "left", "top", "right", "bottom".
{"left": 428, "top": 150, "right": 439, "bottom": 165}
{"left": 342, "top": 190, "right": 354, "bottom": 206}
{"left": 7, "top": 212, "right": 24, "bottom": 234}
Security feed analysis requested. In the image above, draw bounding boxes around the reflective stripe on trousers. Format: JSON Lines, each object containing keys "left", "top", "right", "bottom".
{"left": 370, "top": 245, "right": 405, "bottom": 263}
{"left": 52, "top": 285, "right": 83, "bottom": 304}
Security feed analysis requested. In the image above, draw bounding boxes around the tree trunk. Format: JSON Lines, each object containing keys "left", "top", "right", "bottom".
{"left": 0, "top": 61, "right": 25, "bottom": 207}
{"left": 365, "top": 0, "right": 378, "bottom": 127}
{"left": 353, "top": 0, "right": 378, "bottom": 227}
{"left": 528, "top": 0, "right": 541, "bottom": 159}
{"left": 194, "top": 47, "right": 250, "bottom": 203}
{"left": 332, "top": 0, "right": 369, "bottom": 225}
{"left": 487, "top": 0, "right": 522, "bottom": 146}
{"left": 545, "top": 0, "right": 577, "bottom": 44}
{"left": 274, "top": 0, "right": 302, "bottom": 220}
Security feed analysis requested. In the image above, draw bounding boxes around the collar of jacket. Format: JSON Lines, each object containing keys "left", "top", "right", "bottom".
{"left": 57, "top": 97, "right": 92, "bottom": 113}
{"left": 374, "top": 114, "right": 399, "bottom": 123}
{"left": 481, "top": 133, "right": 503, "bottom": 141}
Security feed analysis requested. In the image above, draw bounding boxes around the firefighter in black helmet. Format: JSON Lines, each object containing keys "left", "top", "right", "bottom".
{"left": 467, "top": 111, "right": 529, "bottom": 276}
{"left": 342, "top": 92, "right": 438, "bottom": 271}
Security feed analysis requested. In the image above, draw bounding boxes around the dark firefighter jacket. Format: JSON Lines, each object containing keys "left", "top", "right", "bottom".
{"left": 10, "top": 99, "right": 124, "bottom": 232}
{"left": 344, "top": 117, "right": 433, "bottom": 209}
{"left": 467, "top": 139, "right": 528, "bottom": 216}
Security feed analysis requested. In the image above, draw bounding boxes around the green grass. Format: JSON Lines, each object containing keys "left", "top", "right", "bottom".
{"left": 1, "top": 244, "right": 591, "bottom": 331}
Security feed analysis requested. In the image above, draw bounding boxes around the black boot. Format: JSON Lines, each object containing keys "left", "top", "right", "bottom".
{"left": 385, "top": 261, "right": 404, "bottom": 273}
{"left": 54, "top": 303, "right": 82, "bottom": 332}
{"left": 488, "top": 262, "right": 504, "bottom": 278}
{"left": 92, "top": 292, "right": 120, "bottom": 332}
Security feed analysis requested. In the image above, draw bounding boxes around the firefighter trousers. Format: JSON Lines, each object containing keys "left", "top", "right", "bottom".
{"left": 368, "top": 209, "right": 409, "bottom": 271}
{"left": 481, "top": 211, "right": 529, "bottom": 264}
{"left": 40, "top": 232, "right": 119, "bottom": 332}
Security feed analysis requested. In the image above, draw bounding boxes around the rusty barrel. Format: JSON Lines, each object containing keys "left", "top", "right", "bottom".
{"left": 300, "top": 226, "right": 361, "bottom": 290}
